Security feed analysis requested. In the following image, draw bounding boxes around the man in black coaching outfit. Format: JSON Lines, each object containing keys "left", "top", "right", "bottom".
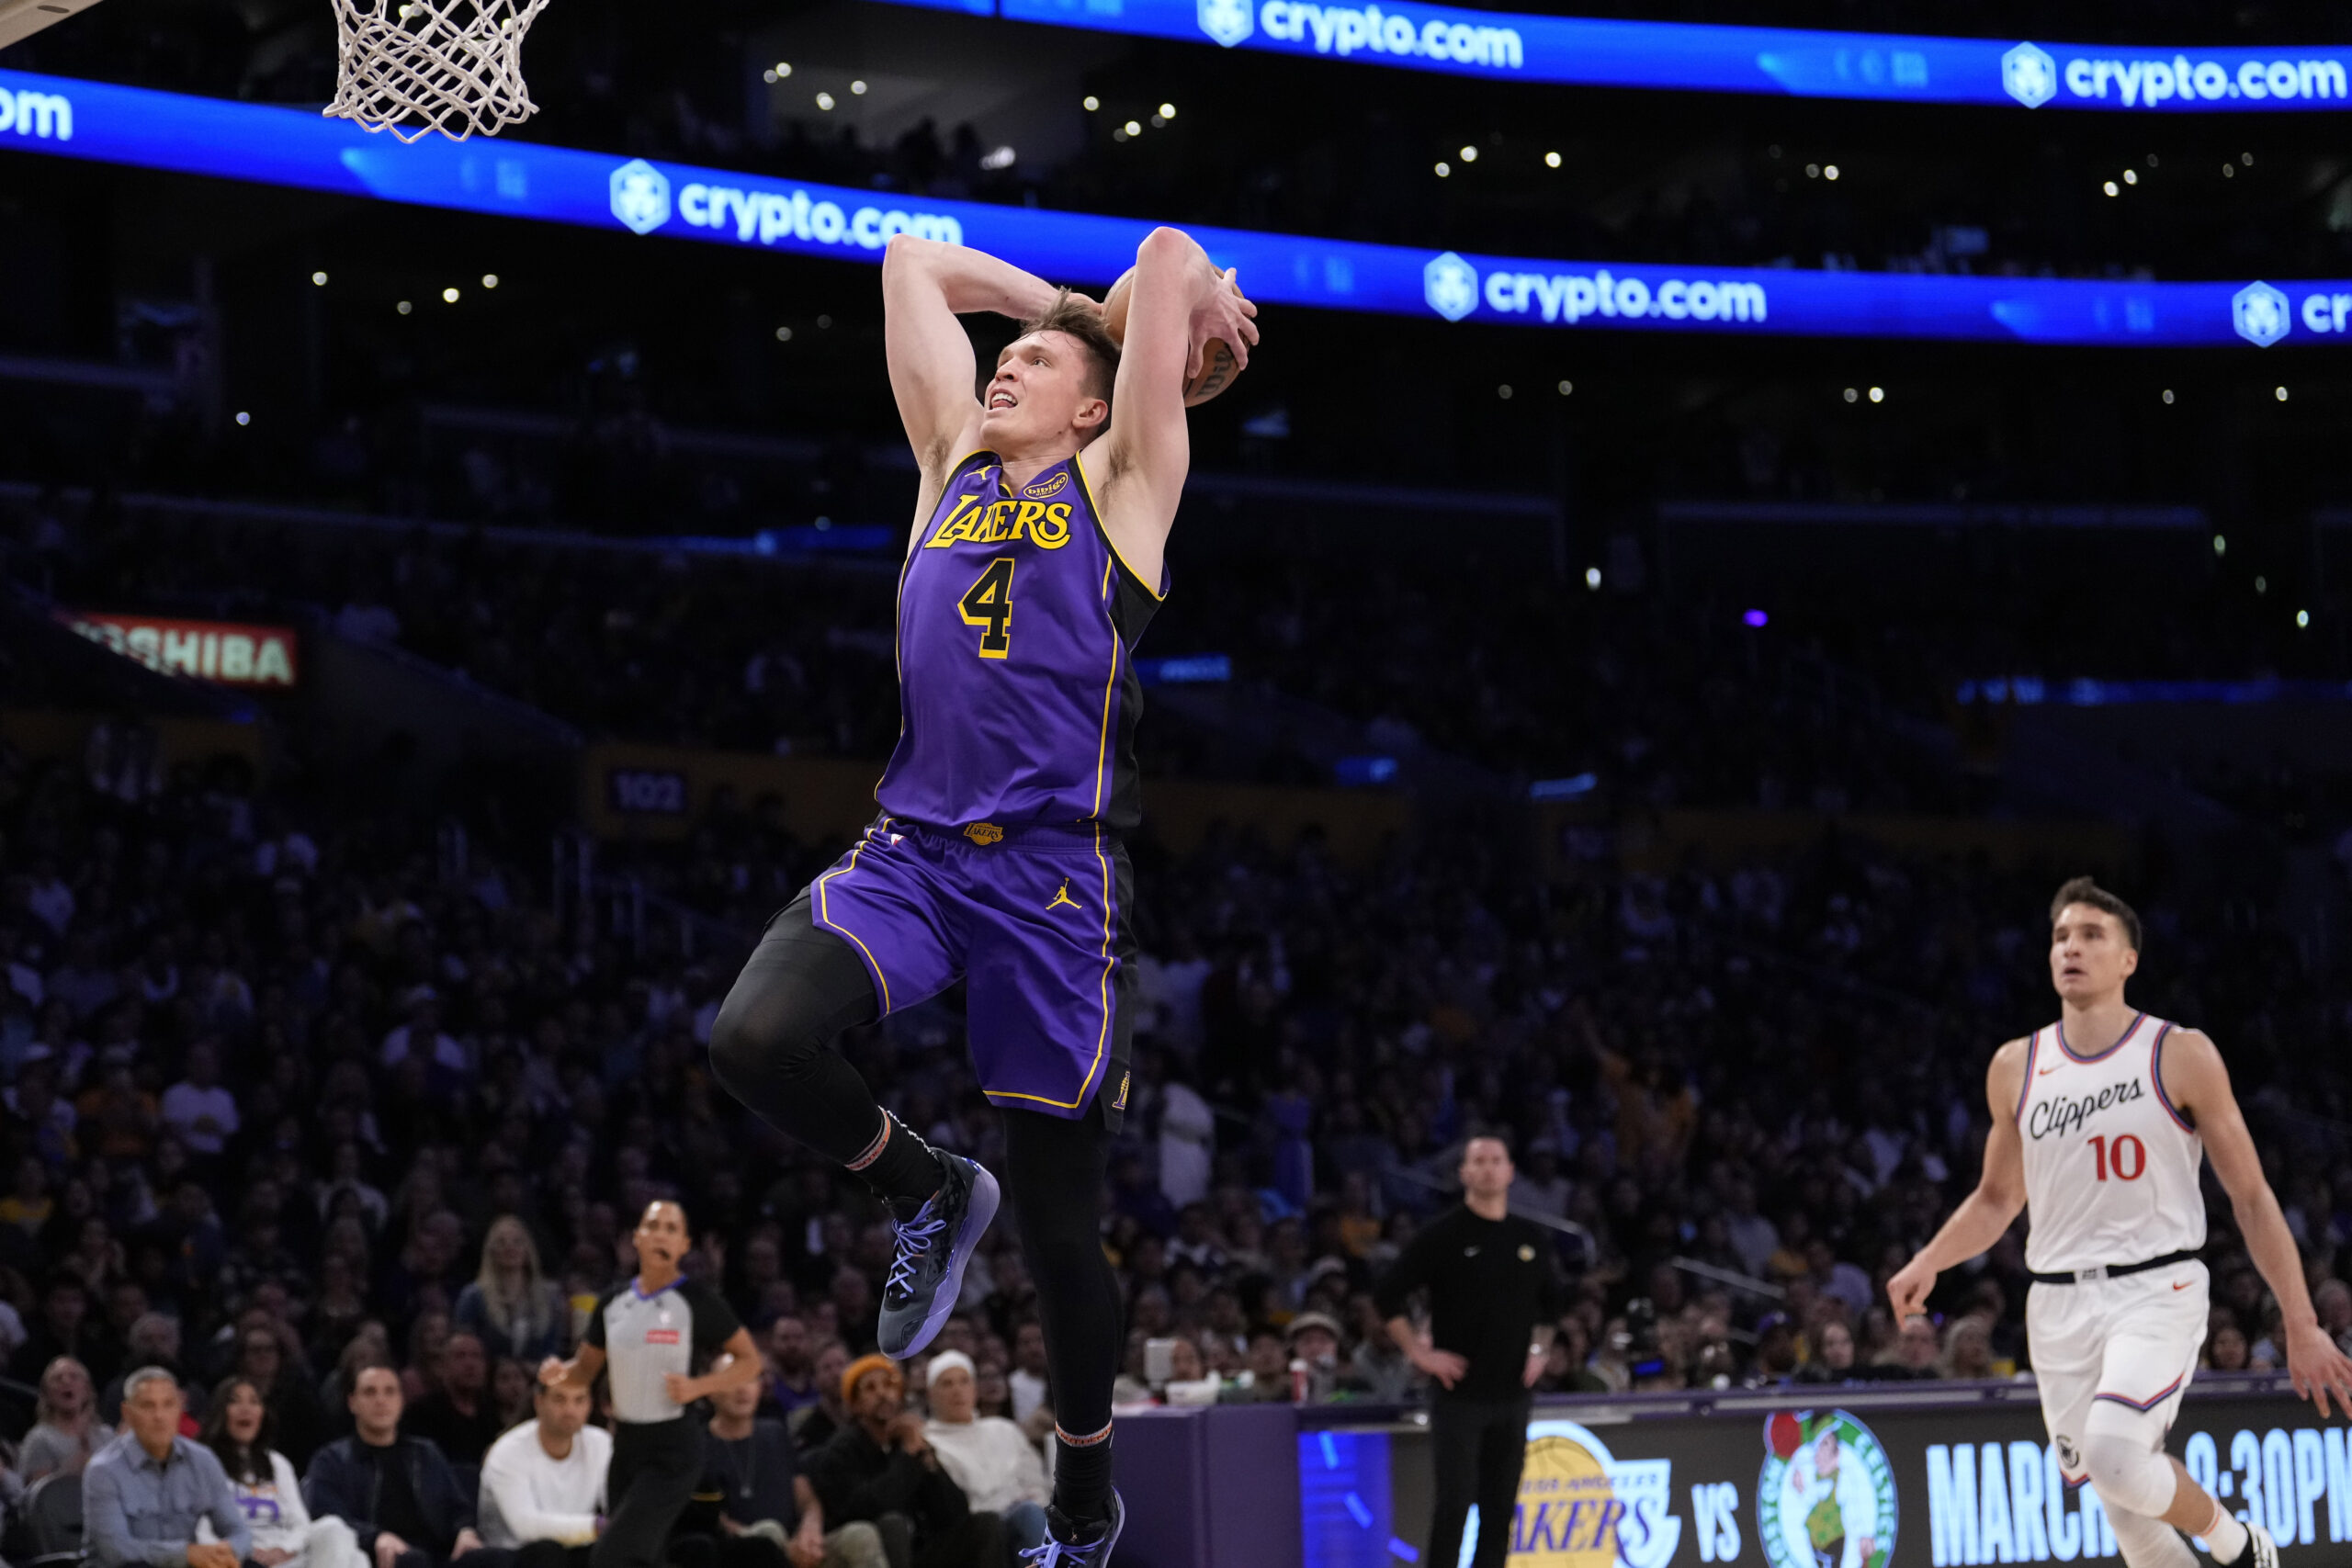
{"left": 540, "top": 1201, "right": 764, "bottom": 1568}
{"left": 1374, "top": 1135, "right": 1565, "bottom": 1568}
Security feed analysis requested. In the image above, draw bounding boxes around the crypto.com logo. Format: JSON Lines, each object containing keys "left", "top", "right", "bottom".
{"left": 610, "top": 159, "right": 672, "bottom": 235}
{"left": 1424, "top": 252, "right": 1479, "bottom": 321}
{"left": 2003, "top": 42, "right": 2058, "bottom": 107}
{"left": 1198, "top": 0, "right": 1254, "bottom": 49}
{"left": 2233, "top": 281, "right": 2290, "bottom": 346}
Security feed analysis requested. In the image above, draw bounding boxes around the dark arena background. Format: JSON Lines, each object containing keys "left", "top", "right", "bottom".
{"left": 4, "top": 0, "right": 2352, "bottom": 1563}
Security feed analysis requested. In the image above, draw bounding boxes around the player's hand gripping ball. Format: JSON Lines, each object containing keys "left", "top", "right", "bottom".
{"left": 1101, "top": 265, "right": 1255, "bottom": 406}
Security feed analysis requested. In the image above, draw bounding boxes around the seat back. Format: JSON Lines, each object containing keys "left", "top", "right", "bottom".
{"left": 24, "top": 1471, "right": 85, "bottom": 1560}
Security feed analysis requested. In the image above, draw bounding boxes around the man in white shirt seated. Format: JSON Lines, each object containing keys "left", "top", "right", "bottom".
{"left": 921, "top": 1352, "right": 1049, "bottom": 1554}
{"left": 478, "top": 1375, "right": 611, "bottom": 1568}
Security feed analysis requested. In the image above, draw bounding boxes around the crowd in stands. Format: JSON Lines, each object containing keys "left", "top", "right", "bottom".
{"left": 2, "top": 617, "right": 2350, "bottom": 1554}
{"left": 0, "top": 489, "right": 2064, "bottom": 811}
{"left": 17, "top": 487, "right": 2350, "bottom": 843}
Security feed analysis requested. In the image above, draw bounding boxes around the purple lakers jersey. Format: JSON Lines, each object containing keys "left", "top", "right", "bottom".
{"left": 875, "top": 450, "right": 1164, "bottom": 831}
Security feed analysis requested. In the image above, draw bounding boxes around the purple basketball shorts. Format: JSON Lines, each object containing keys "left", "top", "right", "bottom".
{"left": 809, "top": 815, "right": 1136, "bottom": 1125}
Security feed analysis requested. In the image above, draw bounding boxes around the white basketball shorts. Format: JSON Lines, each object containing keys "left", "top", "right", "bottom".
{"left": 2028, "top": 1258, "right": 2210, "bottom": 1479}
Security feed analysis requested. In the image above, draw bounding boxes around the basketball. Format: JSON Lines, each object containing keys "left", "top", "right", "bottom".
{"left": 1100, "top": 265, "right": 1246, "bottom": 407}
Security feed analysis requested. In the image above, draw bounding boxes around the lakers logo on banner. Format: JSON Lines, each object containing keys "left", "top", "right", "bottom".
{"left": 1757, "top": 1410, "right": 1897, "bottom": 1568}
{"left": 1471, "top": 1419, "right": 1680, "bottom": 1568}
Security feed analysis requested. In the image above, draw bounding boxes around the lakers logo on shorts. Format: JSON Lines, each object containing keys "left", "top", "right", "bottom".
{"left": 1046, "top": 879, "right": 1080, "bottom": 912}
{"left": 965, "top": 822, "right": 1004, "bottom": 846}
{"left": 1114, "top": 1072, "right": 1130, "bottom": 1111}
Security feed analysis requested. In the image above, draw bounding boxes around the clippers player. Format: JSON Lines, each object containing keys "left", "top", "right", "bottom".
{"left": 709, "top": 228, "right": 1257, "bottom": 1568}
{"left": 1891, "top": 878, "right": 2352, "bottom": 1568}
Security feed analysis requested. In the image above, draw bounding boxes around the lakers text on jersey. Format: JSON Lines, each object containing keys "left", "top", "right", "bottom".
{"left": 876, "top": 450, "right": 1162, "bottom": 833}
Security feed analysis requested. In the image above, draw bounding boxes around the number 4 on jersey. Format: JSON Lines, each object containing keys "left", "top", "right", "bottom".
{"left": 959, "top": 557, "right": 1015, "bottom": 659}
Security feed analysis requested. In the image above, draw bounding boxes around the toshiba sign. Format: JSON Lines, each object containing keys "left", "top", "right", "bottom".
{"left": 64, "top": 611, "right": 299, "bottom": 687}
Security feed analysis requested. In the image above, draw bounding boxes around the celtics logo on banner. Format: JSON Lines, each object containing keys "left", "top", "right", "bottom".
{"left": 1756, "top": 1409, "right": 1896, "bottom": 1568}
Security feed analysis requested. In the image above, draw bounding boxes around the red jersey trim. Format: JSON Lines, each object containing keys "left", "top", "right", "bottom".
{"left": 2149, "top": 1021, "right": 2197, "bottom": 1133}
{"left": 2094, "top": 1371, "right": 2186, "bottom": 1412}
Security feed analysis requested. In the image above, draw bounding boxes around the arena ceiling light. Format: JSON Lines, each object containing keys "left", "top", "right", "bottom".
{"left": 863, "top": 0, "right": 2352, "bottom": 113}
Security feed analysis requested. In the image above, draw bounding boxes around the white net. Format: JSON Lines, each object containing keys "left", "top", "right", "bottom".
{"left": 324, "top": 0, "right": 553, "bottom": 142}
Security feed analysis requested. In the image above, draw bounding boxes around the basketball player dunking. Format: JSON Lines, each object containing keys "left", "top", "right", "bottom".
{"left": 708, "top": 227, "right": 1257, "bottom": 1566}
{"left": 1891, "top": 877, "right": 2352, "bottom": 1568}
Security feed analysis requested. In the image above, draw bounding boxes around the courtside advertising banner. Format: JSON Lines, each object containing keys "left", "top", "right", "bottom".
{"left": 876, "top": 0, "right": 2352, "bottom": 113}
{"left": 7, "top": 71, "right": 2352, "bottom": 345}
{"left": 1301, "top": 1392, "right": 2352, "bottom": 1567}
{"left": 62, "top": 611, "right": 300, "bottom": 687}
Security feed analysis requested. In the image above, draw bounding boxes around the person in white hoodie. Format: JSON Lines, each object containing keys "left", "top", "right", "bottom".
{"left": 921, "top": 1352, "right": 1049, "bottom": 1553}
{"left": 199, "top": 1377, "right": 366, "bottom": 1568}
{"left": 478, "top": 1376, "right": 612, "bottom": 1568}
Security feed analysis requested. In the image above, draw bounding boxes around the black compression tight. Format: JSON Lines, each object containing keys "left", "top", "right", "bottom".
{"left": 1003, "top": 1101, "right": 1122, "bottom": 1439}
{"left": 707, "top": 892, "right": 910, "bottom": 1178}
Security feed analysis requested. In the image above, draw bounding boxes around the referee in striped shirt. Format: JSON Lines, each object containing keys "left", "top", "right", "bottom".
{"left": 541, "top": 1201, "right": 763, "bottom": 1568}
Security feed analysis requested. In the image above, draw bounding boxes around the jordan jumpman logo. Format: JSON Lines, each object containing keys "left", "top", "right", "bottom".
{"left": 1046, "top": 879, "right": 1080, "bottom": 912}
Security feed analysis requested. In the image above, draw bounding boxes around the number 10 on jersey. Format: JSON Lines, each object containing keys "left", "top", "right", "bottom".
{"left": 2088, "top": 1133, "right": 2145, "bottom": 1181}
{"left": 960, "top": 557, "right": 1015, "bottom": 659}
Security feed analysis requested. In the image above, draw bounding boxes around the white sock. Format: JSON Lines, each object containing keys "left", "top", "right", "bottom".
{"left": 2108, "top": 1505, "right": 2197, "bottom": 1568}
{"left": 2203, "top": 1500, "right": 2249, "bottom": 1563}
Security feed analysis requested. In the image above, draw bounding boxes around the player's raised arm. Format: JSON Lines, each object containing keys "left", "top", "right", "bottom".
{"left": 1093, "top": 227, "right": 1259, "bottom": 584}
{"left": 1887, "top": 1037, "right": 2030, "bottom": 1318}
{"left": 881, "top": 236, "right": 1069, "bottom": 513}
{"left": 2162, "top": 1026, "right": 2352, "bottom": 1415}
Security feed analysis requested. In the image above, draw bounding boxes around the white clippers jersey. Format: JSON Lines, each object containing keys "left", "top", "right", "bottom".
{"left": 2016, "top": 1012, "right": 2206, "bottom": 1275}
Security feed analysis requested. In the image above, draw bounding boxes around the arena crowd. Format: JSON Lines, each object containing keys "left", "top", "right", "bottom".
{"left": 0, "top": 678, "right": 2348, "bottom": 1561}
